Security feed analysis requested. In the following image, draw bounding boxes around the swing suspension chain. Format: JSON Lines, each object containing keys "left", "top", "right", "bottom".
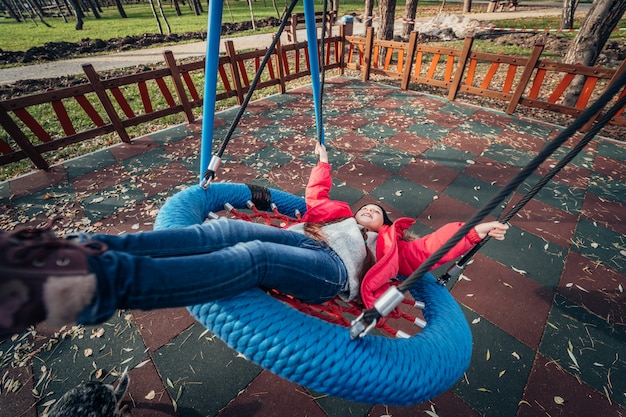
{"left": 350, "top": 68, "right": 626, "bottom": 339}
{"left": 317, "top": 0, "right": 328, "bottom": 144}
{"left": 201, "top": 0, "right": 302, "bottom": 188}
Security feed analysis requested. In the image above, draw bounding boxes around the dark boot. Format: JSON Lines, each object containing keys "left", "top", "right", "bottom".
{"left": 0, "top": 221, "right": 107, "bottom": 340}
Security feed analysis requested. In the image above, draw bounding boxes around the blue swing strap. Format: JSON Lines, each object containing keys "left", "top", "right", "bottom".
{"left": 154, "top": 182, "right": 472, "bottom": 405}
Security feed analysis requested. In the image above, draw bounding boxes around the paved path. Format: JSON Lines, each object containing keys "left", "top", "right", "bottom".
{"left": 0, "top": 2, "right": 588, "bottom": 85}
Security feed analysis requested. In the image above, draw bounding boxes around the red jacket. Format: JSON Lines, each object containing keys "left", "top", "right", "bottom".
{"left": 302, "top": 162, "right": 482, "bottom": 308}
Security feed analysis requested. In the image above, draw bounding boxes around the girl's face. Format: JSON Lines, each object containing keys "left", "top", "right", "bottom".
{"left": 355, "top": 204, "right": 385, "bottom": 232}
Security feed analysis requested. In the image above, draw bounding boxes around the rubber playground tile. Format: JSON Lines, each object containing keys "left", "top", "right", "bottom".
{"left": 581, "top": 192, "right": 626, "bottom": 236}
{"left": 132, "top": 307, "right": 196, "bottom": 354}
{"left": 558, "top": 251, "right": 626, "bottom": 332}
{"left": 462, "top": 155, "right": 522, "bottom": 187}
{"left": 505, "top": 117, "right": 554, "bottom": 138}
{"left": 266, "top": 158, "right": 314, "bottom": 194}
{"left": 399, "top": 157, "right": 461, "bottom": 193}
{"left": 124, "top": 360, "right": 177, "bottom": 417}
{"left": 452, "top": 305, "right": 536, "bottom": 417}
{"left": 440, "top": 129, "right": 492, "bottom": 156}
{"left": 571, "top": 218, "right": 626, "bottom": 275}
{"left": 443, "top": 173, "right": 504, "bottom": 212}
{"left": 481, "top": 223, "right": 566, "bottom": 289}
{"left": 597, "top": 138, "right": 626, "bottom": 160}
{"left": 329, "top": 131, "right": 379, "bottom": 155}
{"left": 152, "top": 322, "right": 262, "bottom": 417}
{"left": 405, "top": 121, "right": 450, "bottom": 141}
{"left": 420, "top": 144, "right": 476, "bottom": 172}
{"left": 272, "top": 131, "right": 319, "bottom": 158}
{"left": 5, "top": 164, "right": 67, "bottom": 199}
{"left": 417, "top": 194, "right": 494, "bottom": 231}
{"left": 370, "top": 174, "right": 437, "bottom": 219}
{"left": 80, "top": 179, "right": 148, "bottom": 222}
{"left": 325, "top": 96, "right": 366, "bottom": 112}
{"left": 147, "top": 124, "right": 198, "bottom": 146}
{"left": 70, "top": 161, "right": 133, "bottom": 194}
{"left": 241, "top": 145, "right": 294, "bottom": 175}
{"left": 63, "top": 148, "right": 118, "bottom": 180}
{"left": 470, "top": 108, "right": 515, "bottom": 130}
{"left": 276, "top": 112, "right": 316, "bottom": 132}
{"left": 361, "top": 144, "right": 414, "bottom": 173}
{"left": 519, "top": 173, "right": 586, "bottom": 216}
{"left": 241, "top": 122, "right": 299, "bottom": 145}
{"left": 494, "top": 127, "right": 549, "bottom": 153}
{"left": 539, "top": 294, "right": 626, "bottom": 409}
{"left": 481, "top": 142, "right": 537, "bottom": 169}
{"left": 519, "top": 354, "right": 626, "bottom": 417}
{"left": 544, "top": 142, "right": 596, "bottom": 170}
{"left": 385, "top": 131, "right": 435, "bottom": 156}
{"left": 509, "top": 196, "right": 578, "bottom": 248}
{"left": 133, "top": 161, "right": 196, "bottom": 198}
{"left": 408, "top": 93, "right": 448, "bottom": 111}
{"left": 536, "top": 157, "right": 592, "bottom": 190}
{"left": 333, "top": 157, "right": 394, "bottom": 193}
{"left": 313, "top": 393, "right": 371, "bottom": 417}
{"left": 220, "top": 132, "right": 269, "bottom": 161}
{"left": 456, "top": 119, "right": 502, "bottom": 141}
{"left": 371, "top": 390, "right": 482, "bottom": 417}
{"left": 32, "top": 312, "right": 148, "bottom": 416}
{"left": 374, "top": 111, "right": 418, "bottom": 130}
{"left": 452, "top": 254, "right": 554, "bottom": 350}
{"left": 419, "top": 110, "right": 465, "bottom": 130}
{"left": 330, "top": 179, "right": 366, "bottom": 207}
{"left": 326, "top": 113, "right": 370, "bottom": 130}
{"left": 215, "top": 370, "right": 328, "bottom": 417}
{"left": 438, "top": 101, "right": 479, "bottom": 119}
{"left": 0, "top": 361, "right": 36, "bottom": 417}
{"left": 354, "top": 120, "right": 399, "bottom": 141}
{"left": 369, "top": 96, "right": 405, "bottom": 111}
{"left": 120, "top": 147, "right": 173, "bottom": 174}
{"left": 588, "top": 172, "right": 626, "bottom": 205}
{"left": 8, "top": 181, "right": 75, "bottom": 220}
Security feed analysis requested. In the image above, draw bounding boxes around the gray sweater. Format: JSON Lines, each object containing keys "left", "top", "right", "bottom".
{"left": 288, "top": 218, "right": 373, "bottom": 301}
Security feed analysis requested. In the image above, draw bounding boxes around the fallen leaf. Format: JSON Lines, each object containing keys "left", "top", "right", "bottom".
{"left": 145, "top": 390, "right": 156, "bottom": 400}
{"left": 554, "top": 396, "right": 565, "bottom": 405}
{"left": 84, "top": 348, "right": 93, "bottom": 357}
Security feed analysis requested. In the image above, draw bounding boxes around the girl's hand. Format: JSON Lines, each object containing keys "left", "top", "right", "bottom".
{"left": 315, "top": 142, "right": 328, "bottom": 163}
{"left": 474, "top": 221, "right": 509, "bottom": 240}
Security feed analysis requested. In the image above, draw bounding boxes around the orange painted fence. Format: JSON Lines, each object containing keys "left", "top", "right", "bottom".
{"left": 2, "top": 23, "right": 625, "bottom": 170}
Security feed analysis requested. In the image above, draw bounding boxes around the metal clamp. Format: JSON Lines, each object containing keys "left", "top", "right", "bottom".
{"left": 200, "top": 155, "right": 222, "bottom": 189}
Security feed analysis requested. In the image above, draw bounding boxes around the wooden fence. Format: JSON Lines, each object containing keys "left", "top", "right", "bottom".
{"left": 1, "top": 23, "right": 625, "bottom": 170}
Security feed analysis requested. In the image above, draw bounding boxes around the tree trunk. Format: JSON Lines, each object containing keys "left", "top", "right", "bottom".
{"left": 377, "top": 0, "right": 396, "bottom": 40}
{"left": 0, "top": 0, "right": 22, "bottom": 21}
{"left": 172, "top": 0, "right": 181, "bottom": 16}
{"left": 364, "top": 0, "right": 374, "bottom": 34}
{"left": 86, "top": 0, "right": 100, "bottom": 18}
{"left": 247, "top": 0, "right": 257, "bottom": 30}
{"left": 114, "top": 0, "right": 127, "bottom": 18}
{"left": 402, "top": 0, "right": 418, "bottom": 38}
{"left": 157, "top": 0, "right": 171, "bottom": 34}
{"left": 563, "top": 0, "right": 626, "bottom": 105}
{"left": 148, "top": 0, "right": 163, "bottom": 34}
{"left": 67, "top": 0, "right": 84, "bottom": 29}
{"left": 463, "top": 0, "right": 471, "bottom": 13}
{"left": 561, "top": 0, "right": 577, "bottom": 30}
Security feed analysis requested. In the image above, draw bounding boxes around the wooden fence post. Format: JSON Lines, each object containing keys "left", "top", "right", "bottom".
{"left": 274, "top": 36, "right": 287, "bottom": 94}
{"left": 224, "top": 40, "right": 245, "bottom": 105}
{"left": 0, "top": 106, "right": 49, "bottom": 170}
{"left": 401, "top": 31, "right": 419, "bottom": 90}
{"left": 447, "top": 36, "right": 474, "bottom": 101}
{"left": 363, "top": 27, "right": 375, "bottom": 82}
{"left": 338, "top": 24, "right": 346, "bottom": 75}
{"left": 506, "top": 43, "right": 545, "bottom": 114}
{"left": 82, "top": 64, "right": 131, "bottom": 143}
{"left": 163, "top": 50, "right": 195, "bottom": 123}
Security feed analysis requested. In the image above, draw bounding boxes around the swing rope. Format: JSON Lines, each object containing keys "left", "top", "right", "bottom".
{"left": 350, "top": 68, "right": 626, "bottom": 339}
{"left": 201, "top": 0, "right": 301, "bottom": 189}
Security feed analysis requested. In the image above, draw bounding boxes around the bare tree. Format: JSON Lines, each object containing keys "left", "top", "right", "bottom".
{"left": 377, "top": 0, "right": 397, "bottom": 40}
{"left": 563, "top": 0, "right": 626, "bottom": 105}
{"left": 364, "top": 0, "right": 374, "bottom": 34}
{"left": 157, "top": 0, "right": 171, "bottom": 34}
{"left": 113, "top": 0, "right": 127, "bottom": 18}
{"left": 561, "top": 0, "right": 577, "bottom": 30}
{"left": 402, "top": 0, "right": 418, "bottom": 38}
{"left": 246, "top": 0, "right": 257, "bottom": 30}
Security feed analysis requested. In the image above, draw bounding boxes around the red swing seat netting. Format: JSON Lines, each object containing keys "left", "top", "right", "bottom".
{"left": 213, "top": 198, "right": 427, "bottom": 339}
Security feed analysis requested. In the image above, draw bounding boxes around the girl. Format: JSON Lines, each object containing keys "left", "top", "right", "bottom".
{"left": 0, "top": 143, "right": 507, "bottom": 339}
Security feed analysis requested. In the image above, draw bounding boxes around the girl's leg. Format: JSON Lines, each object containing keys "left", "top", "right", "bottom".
{"left": 88, "top": 218, "right": 308, "bottom": 258}
{"left": 79, "top": 239, "right": 347, "bottom": 325}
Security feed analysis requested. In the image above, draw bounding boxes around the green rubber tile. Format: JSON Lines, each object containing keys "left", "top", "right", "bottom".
{"left": 540, "top": 294, "right": 626, "bottom": 409}
{"left": 177, "top": 152, "right": 201, "bottom": 176}
{"left": 121, "top": 148, "right": 172, "bottom": 174}
{"left": 588, "top": 172, "right": 626, "bottom": 205}
{"left": 81, "top": 179, "right": 147, "bottom": 222}
{"left": 334, "top": 157, "right": 394, "bottom": 194}
{"left": 571, "top": 218, "right": 626, "bottom": 275}
{"left": 247, "top": 122, "right": 299, "bottom": 144}
{"left": 420, "top": 144, "right": 476, "bottom": 172}
{"left": 0, "top": 180, "right": 10, "bottom": 204}
{"left": 33, "top": 312, "right": 148, "bottom": 416}
{"left": 370, "top": 174, "right": 437, "bottom": 218}
{"left": 241, "top": 145, "right": 294, "bottom": 175}
{"left": 480, "top": 223, "right": 566, "bottom": 289}
{"left": 452, "top": 306, "right": 536, "bottom": 417}
{"left": 482, "top": 142, "right": 536, "bottom": 169}
{"left": 361, "top": 144, "right": 414, "bottom": 173}
{"left": 349, "top": 105, "right": 388, "bottom": 120}
{"left": 9, "top": 181, "right": 75, "bottom": 220}
{"left": 443, "top": 173, "right": 504, "bottom": 213}
{"left": 394, "top": 102, "right": 431, "bottom": 119}
{"left": 505, "top": 118, "right": 554, "bottom": 138}
{"left": 519, "top": 173, "right": 586, "bottom": 216}
{"left": 597, "top": 139, "right": 626, "bottom": 162}
{"left": 354, "top": 121, "right": 398, "bottom": 141}
{"left": 331, "top": 178, "right": 366, "bottom": 206}
{"left": 152, "top": 322, "right": 262, "bottom": 417}
{"left": 406, "top": 121, "right": 450, "bottom": 141}
{"left": 64, "top": 148, "right": 118, "bottom": 180}
{"left": 147, "top": 124, "right": 196, "bottom": 145}
{"left": 438, "top": 101, "right": 478, "bottom": 119}
{"left": 547, "top": 144, "right": 596, "bottom": 170}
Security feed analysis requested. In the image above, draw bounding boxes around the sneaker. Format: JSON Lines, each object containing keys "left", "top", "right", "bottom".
{"left": 0, "top": 222, "right": 107, "bottom": 340}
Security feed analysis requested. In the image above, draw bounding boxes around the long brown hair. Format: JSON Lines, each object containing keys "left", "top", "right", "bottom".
{"left": 303, "top": 218, "right": 377, "bottom": 284}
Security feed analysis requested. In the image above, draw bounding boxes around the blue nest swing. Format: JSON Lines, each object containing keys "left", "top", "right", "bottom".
{"left": 153, "top": 0, "right": 473, "bottom": 405}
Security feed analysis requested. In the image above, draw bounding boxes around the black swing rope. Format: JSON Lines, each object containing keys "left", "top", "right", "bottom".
{"left": 350, "top": 68, "right": 626, "bottom": 339}
{"left": 201, "top": 0, "right": 302, "bottom": 188}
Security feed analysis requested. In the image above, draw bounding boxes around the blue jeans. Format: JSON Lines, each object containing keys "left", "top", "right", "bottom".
{"left": 78, "top": 218, "right": 348, "bottom": 325}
